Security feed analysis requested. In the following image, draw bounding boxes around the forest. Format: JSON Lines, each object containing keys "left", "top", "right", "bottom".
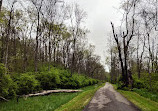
{"left": 0, "top": 0, "right": 106, "bottom": 101}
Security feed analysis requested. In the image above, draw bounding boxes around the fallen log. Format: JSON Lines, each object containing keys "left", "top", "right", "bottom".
{"left": 24, "top": 89, "right": 82, "bottom": 98}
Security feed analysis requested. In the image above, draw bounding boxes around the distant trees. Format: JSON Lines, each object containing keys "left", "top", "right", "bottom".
{"left": 66, "top": 4, "right": 87, "bottom": 74}
{"left": 0, "top": 0, "right": 106, "bottom": 80}
{"left": 29, "top": 0, "right": 44, "bottom": 72}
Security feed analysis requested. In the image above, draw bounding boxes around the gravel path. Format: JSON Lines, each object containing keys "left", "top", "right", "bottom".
{"left": 83, "top": 82, "right": 140, "bottom": 111}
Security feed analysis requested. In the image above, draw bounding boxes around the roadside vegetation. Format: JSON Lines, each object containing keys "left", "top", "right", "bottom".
{"left": 55, "top": 83, "right": 104, "bottom": 111}
{"left": 0, "top": 83, "right": 104, "bottom": 111}
{"left": 107, "top": 0, "right": 158, "bottom": 110}
{"left": 114, "top": 73, "right": 158, "bottom": 102}
{"left": 112, "top": 72, "right": 158, "bottom": 111}
{"left": 117, "top": 89, "right": 158, "bottom": 111}
{"left": 0, "top": 63, "right": 99, "bottom": 100}
{"left": 0, "top": 93, "right": 78, "bottom": 111}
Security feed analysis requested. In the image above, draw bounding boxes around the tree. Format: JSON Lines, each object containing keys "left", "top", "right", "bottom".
{"left": 29, "top": 0, "right": 44, "bottom": 72}
{"left": 111, "top": 0, "right": 137, "bottom": 86}
{"left": 67, "top": 4, "right": 87, "bottom": 74}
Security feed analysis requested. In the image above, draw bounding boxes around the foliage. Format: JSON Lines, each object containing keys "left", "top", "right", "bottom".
{"left": 36, "top": 71, "right": 60, "bottom": 90}
{"left": 36, "top": 67, "right": 99, "bottom": 89}
{"left": 59, "top": 73, "right": 98, "bottom": 89}
{"left": 115, "top": 73, "right": 158, "bottom": 93}
{"left": 1, "top": 64, "right": 99, "bottom": 99}
{"left": 16, "top": 73, "right": 40, "bottom": 95}
{"left": 113, "top": 84, "right": 158, "bottom": 111}
{"left": 117, "top": 89, "right": 158, "bottom": 111}
{"left": 0, "top": 64, "right": 17, "bottom": 98}
{"left": 0, "top": 64, "right": 6, "bottom": 76}
{"left": 133, "top": 76, "right": 145, "bottom": 89}
{"left": 0, "top": 93, "right": 79, "bottom": 111}
{"left": 115, "top": 76, "right": 127, "bottom": 90}
{"left": 133, "top": 88, "right": 158, "bottom": 102}
{"left": 0, "top": 84, "right": 104, "bottom": 111}
{"left": 132, "top": 73, "right": 158, "bottom": 92}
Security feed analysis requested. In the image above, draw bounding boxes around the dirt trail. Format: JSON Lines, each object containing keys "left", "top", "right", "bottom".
{"left": 83, "top": 82, "right": 140, "bottom": 111}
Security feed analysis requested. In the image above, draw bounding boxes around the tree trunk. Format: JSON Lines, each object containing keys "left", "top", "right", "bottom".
{"left": 0, "top": 0, "right": 3, "bottom": 12}
{"left": 35, "top": 12, "right": 40, "bottom": 72}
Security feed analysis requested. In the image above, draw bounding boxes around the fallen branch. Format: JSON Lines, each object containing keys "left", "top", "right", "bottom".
{"left": 24, "top": 89, "right": 82, "bottom": 98}
{"left": 0, "top": 96, "right": 9, "bottom": 102}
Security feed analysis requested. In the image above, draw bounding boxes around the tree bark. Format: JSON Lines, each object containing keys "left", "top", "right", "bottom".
{"left": 0, "top": 0, "right": 3, "bottom": 12}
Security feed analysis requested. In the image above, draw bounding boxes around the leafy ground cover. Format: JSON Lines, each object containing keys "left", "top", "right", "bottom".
{"left": 0, "top": 64, "right": 99, "bottom": 99}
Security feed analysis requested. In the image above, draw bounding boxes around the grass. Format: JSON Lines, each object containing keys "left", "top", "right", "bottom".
{"left": 132, "top": 88, "right": 158, "bottom": 103}
{"left": 0, "top": 83, "right": 104, "bottom": 111}
{"left": 119, "top": 90, "right": 158, "bottom": 111}
{"left": 113, "top": 84, "right": 158, "bottom": 111}
{"left": 0, "top": 93, "right": 79, "bottom": 111}
{"left": 55, "top": 83, "right": 105, "bottom": 111}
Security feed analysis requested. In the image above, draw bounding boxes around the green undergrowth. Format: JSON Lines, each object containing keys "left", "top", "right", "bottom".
{"left": 0, "top": 93, "right": 79, "bottom": 111}
{"left": 0, "top": 83, "right": 104, "bottom": 111}
{"left": 118, "top": 90, "right": 158, "bottom": 111}
{"left": 113, "top": 84, "right": 158, "bottom": 111}
{"left": 132, "top": 73, "right": 158, "bottom": 93}
{"left": 133, "top": 88, "right": 158, "bottom": 103}
{"left": 0, "top": 64, "right": 99, "bottom": 99}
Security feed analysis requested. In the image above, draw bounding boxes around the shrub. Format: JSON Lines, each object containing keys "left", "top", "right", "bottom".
{"left": 1, "top": 65, "right": 100, "bottom": 98}
{"left": 133, "top": 76, "right": 145, "bottom": 89}
{"left": 58, "top": 73, "right": 70, "bottom": 88}
{"left": 16, "top": 73, "right": 40, "bottom": 95}
{"left": 72, "top": 74, "right": 83, "bottom": 88}
{"left": 36, "top": 70, "right": 60, "bottom": 90}
{"left": 116, "top": 76, "right": 125, "bottom": 89}
{"left": 133, "top": 88, "right": 158, "bottom": 102}
{"left": 0, "top": 63, "right": 17, "bottom": 98}
{"left": 0, "top": 63, "right": 6, "bottom": 76}
{"left": 152, "top": 81, "right": 158, "bottom": 93}
{"left": 0, "top": 75, "right": 17, "bottom": 98}
{"left": 64, "top": 74, "right": 99, "bottom": 89}
{"left": 57, "top": 71, "right": 99, "bottom": 89}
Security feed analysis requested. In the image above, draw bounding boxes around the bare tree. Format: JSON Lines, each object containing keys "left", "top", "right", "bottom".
{"left": 111, "top": 0, "right": 137, "bottom": 86}
{"left": 4, "top": 0, "right": 17, "bottom": 73}
{"left": 67, "top": 4, "right": 87, "bottom": 74}
{"left": 29, "top": 0, "right": 44, "bottom": 72}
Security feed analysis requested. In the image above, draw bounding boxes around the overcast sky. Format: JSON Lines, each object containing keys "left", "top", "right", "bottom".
{"left": 65, "top": 0, "right": 122, "bottom": 71}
